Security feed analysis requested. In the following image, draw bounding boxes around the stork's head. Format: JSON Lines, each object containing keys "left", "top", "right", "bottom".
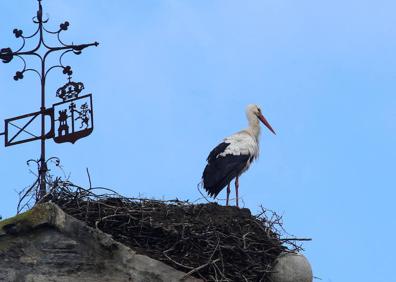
{"left": 246, "top": 104, "right": 276, "bottom": 135}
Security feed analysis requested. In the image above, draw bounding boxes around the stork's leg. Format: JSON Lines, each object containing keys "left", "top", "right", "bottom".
{"left": 226, "top": 183, "right": 231, "bottom": 206}
{"left": 235, "top": 176, "right": 239, "bottom": 207}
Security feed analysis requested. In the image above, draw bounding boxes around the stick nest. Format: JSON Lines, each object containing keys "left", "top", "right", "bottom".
{"left": 38, "top": 180, "right": 302, "bottom": 282}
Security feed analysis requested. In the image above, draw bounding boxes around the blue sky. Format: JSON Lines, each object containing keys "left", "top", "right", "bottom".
{"left": 1, "top": 1, "right": 396, "bottom": 281}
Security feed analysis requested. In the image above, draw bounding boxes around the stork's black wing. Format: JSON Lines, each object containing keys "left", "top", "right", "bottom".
{"left": 206, "top": 142, "right": 230, "bottom": 163}
{"left": 202, "top": 142, "right": 250, "bottom": 198}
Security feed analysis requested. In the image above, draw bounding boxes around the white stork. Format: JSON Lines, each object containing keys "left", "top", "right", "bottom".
{"left": 202, "top": 104, "right": 276, "bottom": 207}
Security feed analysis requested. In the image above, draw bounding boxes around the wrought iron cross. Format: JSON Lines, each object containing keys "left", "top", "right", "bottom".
{"left": 0, "top": 0, "right": 98, "bottom": 199}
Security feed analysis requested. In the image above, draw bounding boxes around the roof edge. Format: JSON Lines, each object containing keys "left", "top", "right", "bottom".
{"left": 0, "top": 203, "right": 201, "bottom": 282}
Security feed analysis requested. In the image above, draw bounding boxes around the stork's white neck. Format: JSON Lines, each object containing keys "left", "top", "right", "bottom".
{"left": 246, "top": 111, "right": 261, "bottom": 142}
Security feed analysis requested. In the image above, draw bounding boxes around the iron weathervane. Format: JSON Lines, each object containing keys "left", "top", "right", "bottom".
{"left": 0, "top": 0, "right": 98, "bottom": 200}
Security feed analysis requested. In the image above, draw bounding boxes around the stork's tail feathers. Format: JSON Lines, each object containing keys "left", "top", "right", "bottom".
{"left": 202, "top": 153, "right": 250, "bottom": 198}
{"left": 202, "top": 165, "right": 227, "bottom": 198}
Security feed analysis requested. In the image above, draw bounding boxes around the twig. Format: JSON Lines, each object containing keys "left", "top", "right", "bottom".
{"left": 281, "top": 238, "right": 312, "bottom": 241}
{"left": 197, "top": 181, "right": 211, "bottom": 203}
{"left": 182, "top": 258, "right": 220, "bottom": 280}
{"left": 86, "top": 167, "right": 92, "bottom": 189}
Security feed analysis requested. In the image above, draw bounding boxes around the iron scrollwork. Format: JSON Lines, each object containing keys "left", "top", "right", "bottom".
{"left": 0, "top": 0, "right": 98, "bottom": 199}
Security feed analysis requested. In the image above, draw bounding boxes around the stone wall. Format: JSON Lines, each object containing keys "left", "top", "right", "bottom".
{"left": 0, "top": 203, "right": 200, "bottom": 282}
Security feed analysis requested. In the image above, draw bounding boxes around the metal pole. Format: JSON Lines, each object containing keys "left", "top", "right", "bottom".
{"left": 39, "top": 61, "right": 47, "bottom": 199}
{"left": 38, "top": 0, "right": 47, "bottom": 199}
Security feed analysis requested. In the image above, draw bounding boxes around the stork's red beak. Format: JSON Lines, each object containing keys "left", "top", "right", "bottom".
{"left": 258, "top": 113, "right": 276, "bottom": 135}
